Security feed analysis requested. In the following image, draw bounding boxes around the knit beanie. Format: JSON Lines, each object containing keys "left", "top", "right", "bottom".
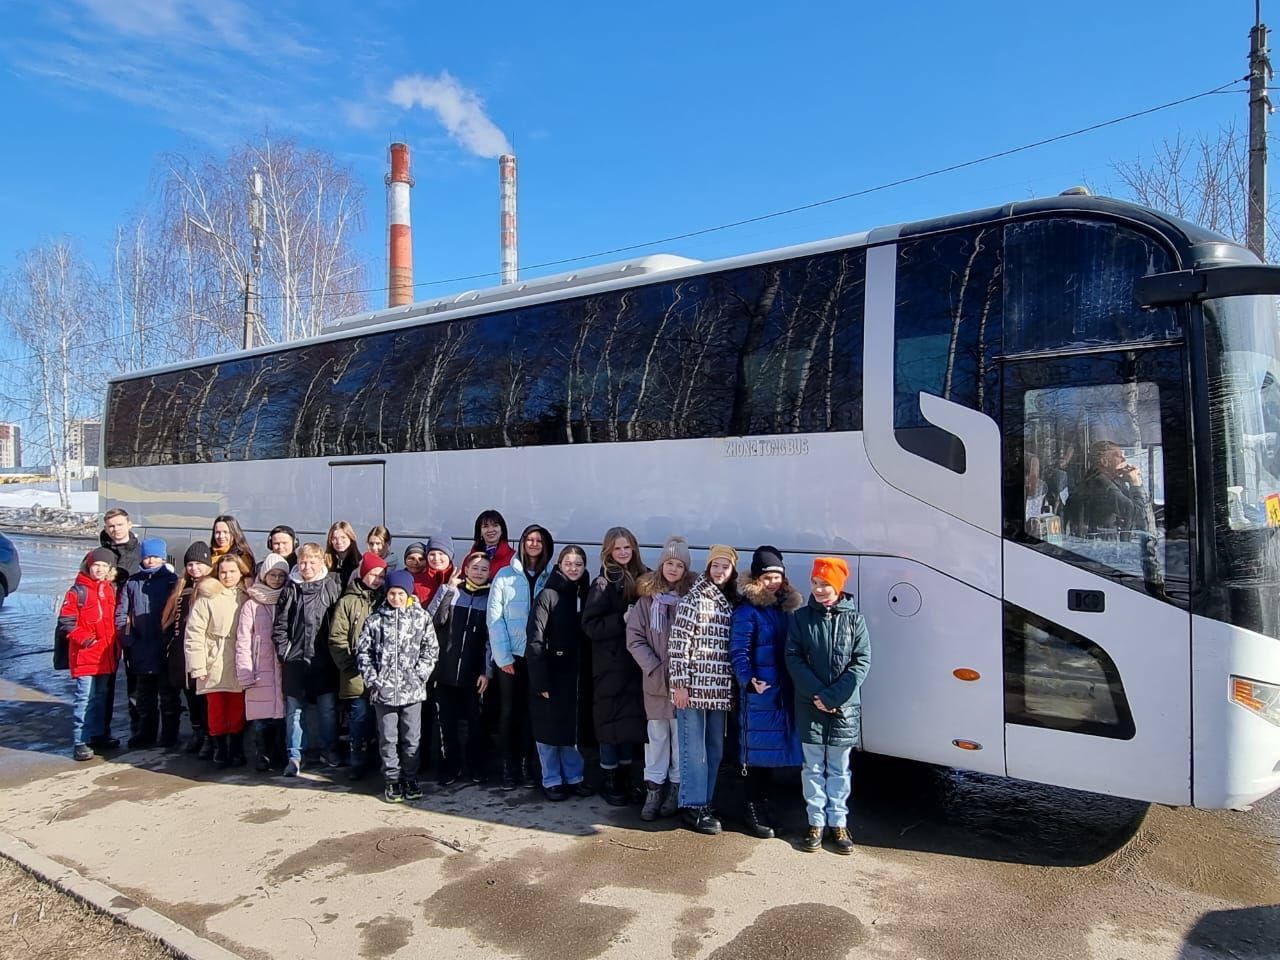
{"left": 359, "top": 551, "right": 388, "bottom": 578}
{"left": 425, "top": 535, "right": 455, "bottom": 563}
{"left": 750, "top": 545, "right": 785, "bottom": 578}
{"left": 140, "top": 537, "right": 167, "bottom": 561}
{"left": 258, "top": 553, "right": 289, "bottom": 578}
{"left": 183, "top": 541, "right": 212, "bottom": 567}
{"left": 87, "top": 547, "right": 116, "bottom": 567}
{"left": 811, "top": 557, "right": 850, "bottom": 594}
{"left": 656, "top": 535, "right": 692, "bottom": 570}
{"left": 403, "top": 541, "right": 427, "bottom": 562}
{"left": 706, "top": 544, "right": 738, "bottom": 569}
{"left": 385, "top": 570, "right": 416, "bottom": 596}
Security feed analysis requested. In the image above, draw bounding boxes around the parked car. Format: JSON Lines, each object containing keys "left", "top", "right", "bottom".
{"left": 0, "top": 531, "right": 21, "bottom": 606}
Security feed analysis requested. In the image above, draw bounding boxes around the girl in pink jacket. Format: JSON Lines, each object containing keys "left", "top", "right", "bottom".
{"left": 236, "top": 554, "right": 288, "bottom": 770}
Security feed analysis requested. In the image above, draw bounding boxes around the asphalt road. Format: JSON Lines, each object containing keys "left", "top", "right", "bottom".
{"left": 0, "top": 533, "right": 1277, "bottom": 960}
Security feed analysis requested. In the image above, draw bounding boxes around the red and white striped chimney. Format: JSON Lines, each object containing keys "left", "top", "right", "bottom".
{"left": 499, "top": 153, "right": 517, "bottom": 285}
{"left": 386, "top": 142, "right": 414, "bottom": 307}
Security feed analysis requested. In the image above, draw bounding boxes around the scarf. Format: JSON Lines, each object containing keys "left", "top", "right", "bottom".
{"left": 247, "top": 581, "right": 282, "bottom": 606}
{"left": 649, "top": 591, "right": 681, "bottom": 635}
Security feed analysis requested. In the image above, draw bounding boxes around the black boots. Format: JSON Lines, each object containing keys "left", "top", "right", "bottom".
{"left": 601, "top": 769, "right": 628, "bottom": 806}
{"left": 227, "top": 731, "right": 246, "bottom": 767}
{"left": 744, "top": 801, "right": 775, "bottom": 839}
{"left": 158, "top": 712, "right": 181, "bottom": 749}
{"left": 212, "top": 734, "right": 230, "bottom": 768}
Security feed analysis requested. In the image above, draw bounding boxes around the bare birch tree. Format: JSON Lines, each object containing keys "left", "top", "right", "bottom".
{"left": 0, "top": 241, "right": 106, "bottom": 508}
{"left": 1111, "top": 121, "right": 1276, "bottom": 261}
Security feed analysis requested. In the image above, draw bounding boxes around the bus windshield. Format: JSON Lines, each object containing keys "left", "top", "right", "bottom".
{"left": 1204, "top": 293, "right": 1280, "bottom": 640}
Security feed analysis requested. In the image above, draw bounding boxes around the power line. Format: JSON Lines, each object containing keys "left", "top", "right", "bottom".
{"left": 0, "top": 295, "right": 243, "bottom": 367}
{"left": 258, "top": 75, "right": 1249, "bottom": 303}
{"left": 0, "top": 73, "right": 1252, "bottom": 366}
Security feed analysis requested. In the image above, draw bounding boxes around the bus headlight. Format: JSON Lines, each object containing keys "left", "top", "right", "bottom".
{"left": 1230, "top": 675, "right": 1280, "bottom": 727}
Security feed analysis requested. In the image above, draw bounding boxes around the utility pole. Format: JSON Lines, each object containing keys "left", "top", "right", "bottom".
{"left": 245, "top": 168, "right": 265, "bottom": 349}
{"left": 1248, "top": 1, "right": 1272, "bottom": 260}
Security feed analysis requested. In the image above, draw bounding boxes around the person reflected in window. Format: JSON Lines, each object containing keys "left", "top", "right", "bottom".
{"left": 1067, "top": 441, "right": 1153, "bottom": 536}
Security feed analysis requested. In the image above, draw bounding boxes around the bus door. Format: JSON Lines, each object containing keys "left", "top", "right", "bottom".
{"left": 1001, "top": 348, "right": 1193, "bottom": 804}
{"left": 330, "top": 459, "right": 386, "bottom": 539}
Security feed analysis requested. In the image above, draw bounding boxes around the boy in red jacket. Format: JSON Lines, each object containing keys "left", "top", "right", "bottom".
{"left": 60, "top": 547, "right": 122, "bottom": 760}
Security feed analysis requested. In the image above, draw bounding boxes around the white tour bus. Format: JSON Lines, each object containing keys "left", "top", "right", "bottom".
{"left": 102, "top": 195, "right": 1280, "bottom": 810}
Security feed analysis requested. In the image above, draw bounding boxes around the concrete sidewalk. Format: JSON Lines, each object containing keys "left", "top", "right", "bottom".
{"left": 0, "top": 741, "right": 1272, "bottom": 960}
{"left": 0, "top": 748, "right": 878, "bottom": 960}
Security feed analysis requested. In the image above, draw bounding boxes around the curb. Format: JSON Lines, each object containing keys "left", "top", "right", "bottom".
{"left": 0, "top": 831, "right": 243, "bottom": 960}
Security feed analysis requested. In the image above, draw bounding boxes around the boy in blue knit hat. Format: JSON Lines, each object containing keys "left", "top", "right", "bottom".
{"left": 116, "top": 538, "right": 180, "bottom": 748}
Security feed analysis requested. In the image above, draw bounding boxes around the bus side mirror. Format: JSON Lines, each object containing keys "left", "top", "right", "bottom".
{"left": 1136, "top": 265, "right": 1280, "bottom": 307}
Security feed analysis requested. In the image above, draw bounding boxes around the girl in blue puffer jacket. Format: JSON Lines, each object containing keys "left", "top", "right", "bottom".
{"left": 730, "top": 545, "right": 804, "bottom": 841}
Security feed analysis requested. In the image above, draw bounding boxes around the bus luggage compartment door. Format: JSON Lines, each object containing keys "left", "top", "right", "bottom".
{"left": 858, "top": 556, "right": 1006, "bottom": 776}
{"left": 329, "top": 460, "right": 386, "bottom": 540}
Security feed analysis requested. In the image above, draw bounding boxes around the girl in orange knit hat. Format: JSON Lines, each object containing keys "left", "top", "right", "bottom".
{"left": 785, "top": 556, "right": 870, "bottom": 855}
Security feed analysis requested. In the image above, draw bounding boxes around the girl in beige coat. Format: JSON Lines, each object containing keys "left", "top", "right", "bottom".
{"left": 186, "top": 553, "right": 251, "bottom": 767}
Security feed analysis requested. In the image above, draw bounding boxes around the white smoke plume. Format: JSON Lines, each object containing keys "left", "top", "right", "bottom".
{"left": 388, "top": 71, "right": 511, "bottom": 158}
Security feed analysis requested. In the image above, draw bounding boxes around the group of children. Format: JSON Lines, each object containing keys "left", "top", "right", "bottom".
{"left": 60, "top": 508, "right": 870, "bottom": 853}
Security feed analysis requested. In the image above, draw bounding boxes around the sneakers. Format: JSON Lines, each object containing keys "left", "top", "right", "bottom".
{"left": 128, "top": 734, "right": 156, "bottom": 750}
{"left": 402, "top": 779, "right": 424, "bottom": 801}
{"left": 73, "top": 742, "right": 94, "bottom": 762}
{"left": 681, "top": 807, "right": 722, "bottom": 835}
{"left": 255, "top": 753, "right": 272, "bottom": 773}
{"left": 437, "top": 772, "right": 459, "bottom": 788}
{"left": 828, "top": 826, "right": 854, "bottom": 855}
{"left": 383, "top": 781, "right": 404, "bottom": 804}
{"left": 88, "top": 736, "right": 120, "bottom": 750}
{"left": 659, "top": 782, "right": 679, "bottom": 817}
{"left": 800, "top": 826, "right": 823, "bottom": 852}
{"left": 283, "top": 758, "right": 302, "bottom": 777}
{"left": 542, "top": 783, "right": 569, "bottom": 802}
{"left": 744, "top": 801, "right": 775, "bottom": 839}
{"left": 323, "top": 749, "right": 343, "bottom": 768}
{"left": 569, "top": 781, "right": 594, "bottom": 798}
{"left": 640, "top": 781, "right": 663, "bottom": 821}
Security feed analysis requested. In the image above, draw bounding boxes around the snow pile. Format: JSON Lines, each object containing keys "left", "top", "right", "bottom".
{"left": 0, "top": 486, "right": 99, "bottom": 535}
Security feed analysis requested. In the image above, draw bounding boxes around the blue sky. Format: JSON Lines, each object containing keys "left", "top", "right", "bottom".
{"left": 0, "top": 0, "right": 1262, "bottom": 306}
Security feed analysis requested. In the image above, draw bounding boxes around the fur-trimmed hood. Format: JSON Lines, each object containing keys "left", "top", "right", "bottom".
{"left": 635, "top": 568, "right": 694, "bottom": 600}
{"left": 196, "top": 576, "right": 226, "bottom": 600}
{"left": 739, "top": 576, "right": 803, "bottom": 612}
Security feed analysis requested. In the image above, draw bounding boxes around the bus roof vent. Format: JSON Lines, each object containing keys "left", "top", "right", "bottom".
{"left": 324, "top": 254, "right": 702, "bottom": 334}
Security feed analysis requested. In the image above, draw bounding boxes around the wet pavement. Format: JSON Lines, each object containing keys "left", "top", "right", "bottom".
{"left": 0, "top": 534, "right": 1277, "bottom": 959}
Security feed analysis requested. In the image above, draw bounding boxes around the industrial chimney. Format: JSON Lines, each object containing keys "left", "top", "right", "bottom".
{"left": 499, "top": 153, "right": 517, "bottom": 285}
{"left": 386, "top": 142, "right": 414, "bottom": 307}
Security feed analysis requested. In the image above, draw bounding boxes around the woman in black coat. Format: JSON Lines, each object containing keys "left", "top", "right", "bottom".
{"left": 526, "top": 546, "right": 594, "bottom": 802}
{"left": 582, "top": 526, "right": 649, "bottom": 806}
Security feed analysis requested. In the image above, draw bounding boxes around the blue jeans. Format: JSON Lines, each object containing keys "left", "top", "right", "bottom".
{"left": 285, "top": 693, "right": 337, "bottom": 761}
{"left": 677, "top": 707, "right": 726, "bottom": 808}
{"left": 801, "top": 743, "right": 853, "bottom": 827}
{"left": 347, "top": 696, "right": 373, "bottom": 763}
{"left": 597, "top": 740, "right": 634, "bottom": 770}
{"left": 536, "top": 742, "right": 585, "bottom": 787}
{"left": 73, "top": 675, "right": 109, "bottom": 745}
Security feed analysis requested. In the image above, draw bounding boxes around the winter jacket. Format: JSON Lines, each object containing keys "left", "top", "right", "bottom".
{"left": 526, "top": 569, "right": 589, "bottom": 746}
{"left": 624, "top": 572, "right": 689, "bottom": 722}
{"left": 487, "top": 554, "right": 552, "bottom": 667}
{"left": 667, "top": 575, "right": 735, "bottom": 711}
{"left": 59, "top": 572, "right": 120, "bottom": 679}
{"left": 235, "top": 589, "right": 285, "bottom": 721}
{"left": 162, "top": 580, "right": 200, "bottom": 689}
{"left": 786, "top": 594, "right": 871, "bottom": 747}
{"left": 730, "top": 578, "right": 804, "bottom": 766}
{"left": 582, "top": 569, "right": 648, "bottom": 744}
{"left": 184, "top": 578, "right": 248, "bottom": 695}
{"left": 273, "top": 573, "right": 342, "bottom": 701}
{"left": 100, "top": 530, "right": 142, "bottom": 587}
{"left": 411, "top": 563, "right": 454, "bottom": 608}
{"left": 435, "top": 581, "right": 493, "bottom": 688}
{"left": 115, "top": 564, "right": 178, "bottom": 676}
{"left": 356, "top": 601, "right": 439, "bottom": 707}
{"left": 328, "top": 578, "right": 385, "bottom": 699}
